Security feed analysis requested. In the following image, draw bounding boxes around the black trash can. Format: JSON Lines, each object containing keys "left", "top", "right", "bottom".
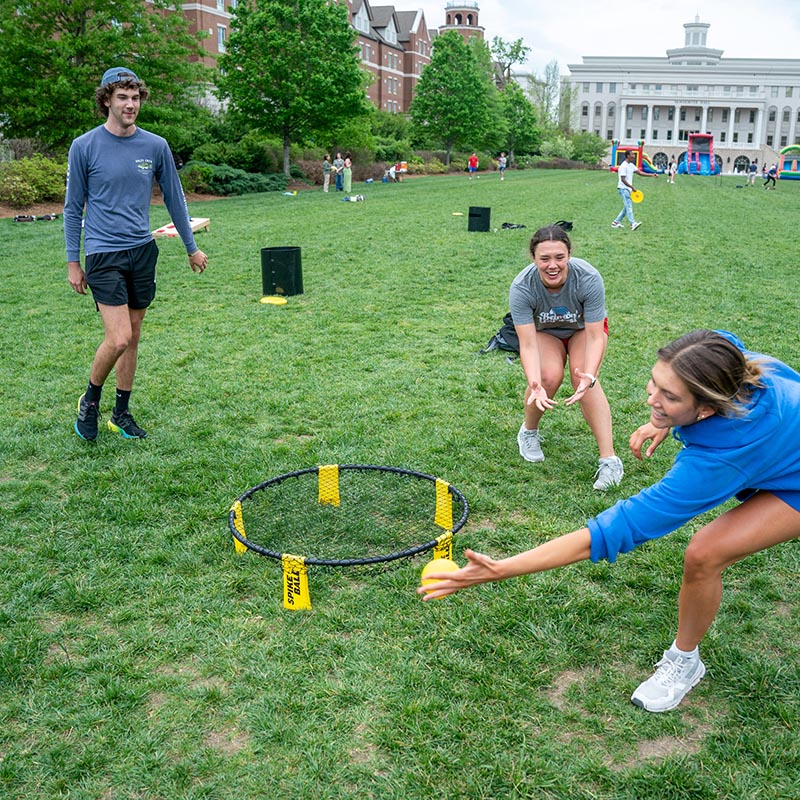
{"left": 261, "top": 246, "right": 303, "bottom": 296}
{"left": 468, "top": 206, "right": 491, "bottom": 232}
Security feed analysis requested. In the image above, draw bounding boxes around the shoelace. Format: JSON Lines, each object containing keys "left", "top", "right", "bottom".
{"left": 652, "top": 656, "right": 691, "bottom": 686}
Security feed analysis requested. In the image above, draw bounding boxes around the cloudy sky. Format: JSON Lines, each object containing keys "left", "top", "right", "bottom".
{"left": 413, "top": 0, "right": 800, "bottom": 75}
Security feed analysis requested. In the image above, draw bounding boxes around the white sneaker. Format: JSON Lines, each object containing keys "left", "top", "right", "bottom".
{"left": 630, "top": 221, "right": 642, "bottom": 231}
{"left": 610, "top": 221, "right": 622, "bottom": 228}
{"left": 593, "top": 456, "right": 624, "bottom": 490}
{"left": 517, "top": 425, "right": 544, "bottom": 462}
{"left": 631, "top": 650, "right": 706, "bottom": 712}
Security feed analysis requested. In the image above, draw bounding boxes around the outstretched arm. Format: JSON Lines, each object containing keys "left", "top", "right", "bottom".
{"left": 417, "top": 528, "right": 592, "bottom": 600}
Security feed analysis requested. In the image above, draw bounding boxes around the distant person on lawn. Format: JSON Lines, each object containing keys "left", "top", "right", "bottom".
{"left": 421, "top": 329, "right": 800, "bottom": 713}
{"left": 65, "top": 66, "right": 207, "bottom": 441}
{"left": 612, "top": 149, "right": 656, "bottom": 231}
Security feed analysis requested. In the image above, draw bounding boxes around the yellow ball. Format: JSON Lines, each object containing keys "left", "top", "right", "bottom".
{"left": 420, "top": 558, "right": 459, "bottom": 596}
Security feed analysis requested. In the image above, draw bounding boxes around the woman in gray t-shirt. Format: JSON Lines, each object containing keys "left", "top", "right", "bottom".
{"left": 509, "top": 224, "right": 623, "bottom": 491}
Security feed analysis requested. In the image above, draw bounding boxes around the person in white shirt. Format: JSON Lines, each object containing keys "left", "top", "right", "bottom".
{"left": 611, "top": 150, "right": 657, "bottom": 231}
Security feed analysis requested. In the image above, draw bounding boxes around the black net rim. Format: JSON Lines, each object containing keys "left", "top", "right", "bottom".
{"left": 228, "top": 464, "right": 469, "bottom": 567}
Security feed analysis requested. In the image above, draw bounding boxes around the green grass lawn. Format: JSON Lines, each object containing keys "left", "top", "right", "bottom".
{"left": 1, "top": 169, "right": 799, "bottom": 799}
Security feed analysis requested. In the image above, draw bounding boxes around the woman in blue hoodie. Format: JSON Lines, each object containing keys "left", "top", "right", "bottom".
{"left": 419, "top": 329, "right": 800, "bottom": 712}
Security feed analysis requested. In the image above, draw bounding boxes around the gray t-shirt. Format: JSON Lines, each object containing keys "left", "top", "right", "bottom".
{"left": 508, "top": 257, "right": 606, "bottom": 340}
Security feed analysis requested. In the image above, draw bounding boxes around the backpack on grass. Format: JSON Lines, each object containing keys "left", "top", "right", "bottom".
{"left": 480, "top": 312, "right": 519, "bottom": 355}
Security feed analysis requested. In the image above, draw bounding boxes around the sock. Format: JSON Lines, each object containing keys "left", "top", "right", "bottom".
{"left": 114, "top": 389, "right": 131, "bottom": 415}
{"left": 669, "top": 641, "right": 699, "bottom": 660}
{"left": 522, "top": 425, "right": 538, "bottom": 433}
{"left": 85, "top": 381, "right": 103, "bottom": 404}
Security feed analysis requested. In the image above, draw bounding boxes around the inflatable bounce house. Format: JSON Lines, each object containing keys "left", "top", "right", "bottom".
{"left": 609, "top": 140, "right": 662, "bottom": 173}
{"left": 677, "top": 133, "right": 721, "bottom": 175}
{"left": 777, "top": 144, "right": 800, "bottom": 180}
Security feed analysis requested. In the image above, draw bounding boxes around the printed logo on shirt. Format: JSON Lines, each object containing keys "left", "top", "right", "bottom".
{"left": 538, "top": 306, "right": 580, "bottom": 325}
{"left": 136, "top": 159, "right": 154, "bottom": 172}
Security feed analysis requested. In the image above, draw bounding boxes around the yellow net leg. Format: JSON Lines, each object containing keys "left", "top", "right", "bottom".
{"left": 230, "top": 500, "right": 248, "bottom": 555}
{"left": 433, "top": 530, "right": 454, "bottom": 560}
{"left": 434, "top": 478, "right": 453, "bottom": 530}
{"left": 282, "top": 555, "right": 312, "bottom": 610}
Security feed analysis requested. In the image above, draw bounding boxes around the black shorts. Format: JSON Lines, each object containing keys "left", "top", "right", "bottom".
{"left": 85, "top": 240, "right": 158, "bottom": 309}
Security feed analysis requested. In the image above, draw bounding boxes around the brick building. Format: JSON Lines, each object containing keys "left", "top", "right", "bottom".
{"left": 180, "top": 0, "right": 483, "bottom": 114}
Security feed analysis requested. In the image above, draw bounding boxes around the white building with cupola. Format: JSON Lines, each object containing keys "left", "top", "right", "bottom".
{"left": 564, "top": 17, "right": 800, "bottom": 173}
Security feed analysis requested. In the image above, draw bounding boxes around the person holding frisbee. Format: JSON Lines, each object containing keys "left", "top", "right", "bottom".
{"left": 420, "top": 329, "right": 800, "bottom": 713}
{"left": 512, "top": 225, "right": 623, "bottom": 491}
{"left": 611, "top": 149, "right": 656, "bottom": 231}
{"left": 65, "top": 67, "right": 208, "bottom": 441}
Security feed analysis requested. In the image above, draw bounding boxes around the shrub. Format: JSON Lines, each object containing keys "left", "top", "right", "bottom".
{"left": 180, "top": 161, "right": 288, "bottom": 195}
{"left": 0, "top": 155, "right": 67, "bottom": 208}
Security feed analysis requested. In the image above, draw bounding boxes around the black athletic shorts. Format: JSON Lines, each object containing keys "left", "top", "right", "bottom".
{"left": 85, "top": 240, "right": 158, "bottom": 309}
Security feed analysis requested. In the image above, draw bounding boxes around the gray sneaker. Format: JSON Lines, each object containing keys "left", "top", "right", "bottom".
{"left": 593, "top": 456, "right": 624, "bottom": 490}
{"left": 517, "top": 425, "right": 544, "bottom": 462}
{"left": 631, "top": 650, "right": 706, "bottom": 712}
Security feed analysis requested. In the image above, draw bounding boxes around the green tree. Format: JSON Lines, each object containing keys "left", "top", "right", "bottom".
{"left": 218, "top": 0, "right": 370, "bottom": 177}
{"left": 500, "top": 81, "right": 541, "bottom": 159}
{"left": 469, "top": 38, "right": 507, "bottom": 153}
{"left": 0, "top": 0, "right": 211, "bottom": 154}
{"left": 570, "top": 131, "right": 608, "bottom": 164}
{"left": 409, "top": 30, "right": 494, "bottom": 165}
{"left": 490, "top": 37, "right": 531, "bottom": 88}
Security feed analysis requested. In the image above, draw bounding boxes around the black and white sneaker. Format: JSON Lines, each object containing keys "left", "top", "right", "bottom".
{"left": 107, "top": 410, "right": 147, "bottom": 439}
{"left": 75, "top": 393, "right": 99, "bottom": 440}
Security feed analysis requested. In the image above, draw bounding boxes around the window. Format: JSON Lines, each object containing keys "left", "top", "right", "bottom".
{"left": 582, "top": 104, "right": 589, "bottom": 117}
{"left": 667, "top": 130, "right": 672, "bottom": 140}
{"left": 609, "top": 82, "right": 616, "bottom": 93}
{"left": 734, "top": 109, "right": 740, "bottom": 123}
{"left": 708, "top": 109, "right": 714, "bottom": 122}
{"left": 216, "top": 0, "right": 224, "bottom": 10}
{"left": 732, "top": 132, "right": 738, "bottom": 143}
{"left": 767, "top": 135, "right": 774, "bottom": 146}
{"left": 668, "top": 108, "right": 674, "bottom": 120}
{"left": 652, "top": 129, "right": 659, "bottom": 139}
{"left": 607, "top": 129, "right": 613, "bottom": 139}
{"left": 787, "top": 87, "right": 793, "bottom": 97}
{"left": 769, "top": 109, "right": 776, "bottom": 122}
{"left": 354, "top": 6, "right": 370, "bottom": 33}
{"left": 784, "top": 110, "right": 791, "bottom": 123}
{"left": 626, "top": 129, "right": 632, "bottom": 139}
{"left": 719, "top": 131, "right": 726, "bottom": 142}
{"left": 608, "top": 105, "right": 615, "bottom": 117}
{"left": 722, "top": 109, "right": 728, "bottom": 122}
{"left": 655, "top": 84, "right": 662, "bottom": 92}
{"left": 750, "top": 110, "right": 756, "bottom": 123}
{"left": 627, "top": 107, "right": 633, "bottom": 120}
{"left": 747, "top": 133, "right": 753, "bottom": 143}
{"left": 630, "top": 83, "right": 637, "bottom": 90}
{"left": 781, "top": 135, "right": 788, "bottom": 146}
{"left": 749, "top": 85, "right": 757, "bottom": 94}
{"left": 596, "top": 82, "right": 603, "bottom": 92}
{"left": 217, "top": 25, "right": 226, "bottom": 53}
{"left": 771, "top": 86, "right": 779, "bottom": 97}
{"left": 641, "top": 107, "right": 647, "bottom": 120}
{"left": 640, "top": 129, "right": 646, "bottom": 139}
{"left": 680, "top": 109, "right": 686, "bottom": 121}
{"left": 583, "top": 82, "right": 590, "bottom": 92}
{"left": 654, "top": 108, "right": 660, "bottom": 120}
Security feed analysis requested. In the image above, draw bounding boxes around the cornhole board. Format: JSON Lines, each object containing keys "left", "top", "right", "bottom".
{"left": 152, "top": 217, "right": 210, "bottom": 238}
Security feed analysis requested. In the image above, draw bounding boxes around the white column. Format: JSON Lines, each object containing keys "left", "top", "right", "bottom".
{"left": 701, "top": 104, "right": 708, "bottom": 133}
{"left": 788, "top": 106, "right": 797, "bottom": 146}
{"left": 727, "top": 105, "right": 735, "bottom": 144}
{"left": 754, "top": 107, "right": 764, "bottom": 148}
{"left": 619, "top": 102, "right": 627, "bottom": 140}
{"left": 645, "top": 104, "right": 654, "bottom": 143}
{"left": 673, "top": 103, "right": 681, "bottom": 143}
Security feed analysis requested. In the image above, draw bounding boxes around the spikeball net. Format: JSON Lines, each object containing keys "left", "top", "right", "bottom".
{"left": 228, "top": 464, "right": 469, "bottom": 610}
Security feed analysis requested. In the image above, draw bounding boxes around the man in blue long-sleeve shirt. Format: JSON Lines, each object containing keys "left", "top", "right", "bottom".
{"left": 65, "top": 67, "right": 208, "bottom": 440}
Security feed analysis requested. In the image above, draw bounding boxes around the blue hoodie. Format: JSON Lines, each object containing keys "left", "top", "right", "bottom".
{"left": 588, "top": 332, "right": 800, "bottom": 563}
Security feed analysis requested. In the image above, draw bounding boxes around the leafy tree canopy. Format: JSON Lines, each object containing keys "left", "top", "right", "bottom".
{"left": 500, "top": 80, "right": 541, "bottom": 157}
{"left": 217, "top": 0, "right": 370, "bottom": 176}
{"left": 491, "top": 36, "right": 531, "bottom": 87}
{"left": 409, "top": 30, "right": 497, "bottom": 164}
{"left": 0, "top": 0, "right": 212, "bottom": 154}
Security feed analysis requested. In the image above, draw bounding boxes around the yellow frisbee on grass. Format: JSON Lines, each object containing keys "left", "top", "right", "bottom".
{"left": 631, "top": 189, "right": 644, "bottom": 203}
{"left": 260, "top": 296, "right": 288, "bottom": 305}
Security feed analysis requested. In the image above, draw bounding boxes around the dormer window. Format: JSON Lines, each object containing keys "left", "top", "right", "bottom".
{"left": 354, "top": 4, "right": 370, "bottom": 34}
